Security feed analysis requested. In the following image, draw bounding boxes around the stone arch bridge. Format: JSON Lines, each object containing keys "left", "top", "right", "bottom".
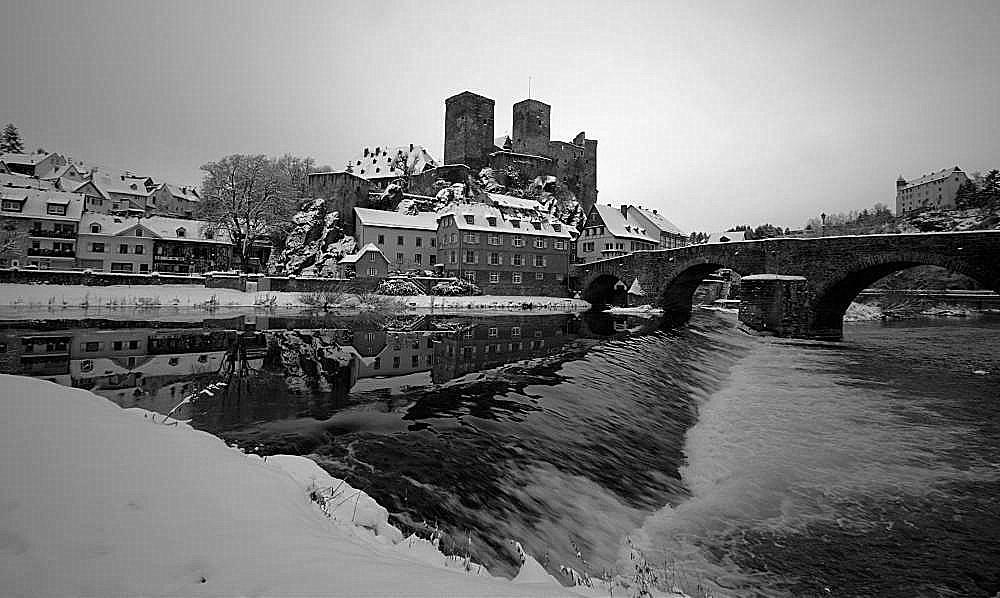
{"left": 572, "top": 231, "right": 1000, "bottom": 340}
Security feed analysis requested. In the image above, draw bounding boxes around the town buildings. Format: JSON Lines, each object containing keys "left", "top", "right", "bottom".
{"left": 895, "top": 166, "right": 969, "bottom": 215}
{"left": 576, "top": 204, "right": 660, "bottom": 263}
{"left": 0, "top": 189, "right": 83, "bottom": 269}
{"left": 0, "top": 152, "right": 67, "bottom": 179}
{"left": 345, "top": 145, "right": 438, "bottom": 190}
{"left": 354, "top": 208, "right": 438, "bottom": 271}
{"left": 76, "top": 214, "right": 232, "bottom": 273}
{"left": 338, "top": 243, "right": 389, "bottom": 279}
{"left": 625, "top": 205, "right": 687, "bottom": 249}
{"left": 436, "top": 202, "right": 572, "bottom": 295}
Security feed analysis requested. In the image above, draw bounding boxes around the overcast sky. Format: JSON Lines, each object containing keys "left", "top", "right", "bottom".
{"left": 2, "top": 0, "right": 998, "bottom": 232}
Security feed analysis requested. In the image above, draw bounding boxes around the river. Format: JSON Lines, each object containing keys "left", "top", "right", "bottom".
{"left": 2, "top": 310, "right": 997, "bottom": 597}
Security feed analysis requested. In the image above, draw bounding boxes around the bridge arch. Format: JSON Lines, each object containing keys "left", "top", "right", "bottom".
{"left": 808, "top": 250, "right": 1000, "bottom": 337}
{"left": 581, "top": 273, "right": 628, "bottom": 308}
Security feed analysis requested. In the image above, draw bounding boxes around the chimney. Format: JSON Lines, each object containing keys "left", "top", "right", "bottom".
{"left": 620, "top": 205, "right": 629, "bottom": 219}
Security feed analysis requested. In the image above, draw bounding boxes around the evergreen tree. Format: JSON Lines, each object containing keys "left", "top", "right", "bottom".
{"left": 955, "top": 179, "right": 978, "bottom": 209}
{"left": 1, "top": 124, "right": 24, "bottom": 153}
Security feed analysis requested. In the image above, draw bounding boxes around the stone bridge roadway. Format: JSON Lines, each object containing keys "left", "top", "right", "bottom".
{"left": 571, "top": 231, "right": 1000, "bottom": 340}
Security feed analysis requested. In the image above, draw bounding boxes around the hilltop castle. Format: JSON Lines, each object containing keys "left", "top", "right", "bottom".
{"left": 443, "top": 91, "right": 598, "bottom": 215}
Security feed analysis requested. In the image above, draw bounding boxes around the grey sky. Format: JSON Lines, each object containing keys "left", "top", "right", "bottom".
{"left": 2, "top": 0, "right": 998, "bottom": 232}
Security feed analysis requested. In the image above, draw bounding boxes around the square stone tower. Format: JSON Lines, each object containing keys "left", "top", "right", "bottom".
{"left": 444, "top": 91, "right": 495, "bottom": 171}
{"left": 512, "top": 99, "right": 551, "bottom": 157}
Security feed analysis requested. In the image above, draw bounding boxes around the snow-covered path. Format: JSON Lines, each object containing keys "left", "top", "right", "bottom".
{"left": 0, "top": 375, "right": 573, "bottom": 597}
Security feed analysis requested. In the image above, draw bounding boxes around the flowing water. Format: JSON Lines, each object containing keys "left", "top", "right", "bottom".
{"left": 3, "top": 310, "right": 998, "bottom": 597}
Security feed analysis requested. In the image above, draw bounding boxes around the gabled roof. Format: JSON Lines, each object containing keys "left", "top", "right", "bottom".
{"left": 0, "top": 173, "right": 54, "bottom": 190}
{"left": 91, "top": 175, "right": 152, "bottom": 197}
{"left": 900, "top": 167, "right": 964, "bottom": 191}
{"left": 590, "top": 205, "right": 659, "bottom": 243}
{"left": 0, "top": 152, "right": 51, "bottom": 166}
{"left": 339, "top": 242, "right": 388, "bottom": 264}
{"left": 354, "top": 208, "right": 438, "bottom": 231}
{"left": 72, "top": 180, "right": 109, "bottom": 199}
{"left": 627, "top": 206, "right": 686, "bottom": 236}
{"left": 0, "top": 189, "right": 84, "bottom": 221}
{"left": 437, "top": 202, "right": 571, "bottom": 239}
{"left": 160, "top": 183, "right": 200, "bottom": 202}
{"left": 707, "top": 230, "right": 747, "bottom": 243}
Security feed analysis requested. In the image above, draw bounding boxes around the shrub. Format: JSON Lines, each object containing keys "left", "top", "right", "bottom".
{"left": 376, "top": 279, "right": 424, "bottom": 296}
{"left": 430, "top": 279, "right": 482, "bottom": 296}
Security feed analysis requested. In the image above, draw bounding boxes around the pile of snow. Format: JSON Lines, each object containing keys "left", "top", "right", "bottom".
{"left": 0, "top": 375, "right": 574, "bottom": 597}
{"left": 376, "top": 278, "right": 425, "bottom": 296}
{"left": 430, "top": 278, "right": 483, "bottom": 296}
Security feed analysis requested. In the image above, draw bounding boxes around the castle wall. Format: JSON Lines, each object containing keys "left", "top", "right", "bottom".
{"left": 307, "top": 172, "right": 372, "bottom": 236}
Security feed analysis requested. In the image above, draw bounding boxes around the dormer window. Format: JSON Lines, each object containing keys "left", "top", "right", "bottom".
{"left": 46, "top": 203, "right": 67, "bottom": 216}
{"left": 487, "top": 217, "right": 497, "bottom": 227}
{"left": 90, "top": 223, "right": 101, "bottom": 233}
{"left": 2, "top": 199, "right": 23, "bottom": 212}
{"left": 511, "top": 219, "right": 520, "bottom": 229}
{"left": 532, "top": 222, "right": 542, "bottom": 230}
{"left": 134, "top": 228, "right": 142, "bottom": 237}
{"left": 204, "top": 229, "right": 214, "bottom": 240}
{"left": 552, "top": 224, "right": 561, "bottom": 232}
{"left": 175, "top": 227, "right": 186, "bottom": 238}
{"left": 464, "top": 215, "right": 475, "bottom": 225}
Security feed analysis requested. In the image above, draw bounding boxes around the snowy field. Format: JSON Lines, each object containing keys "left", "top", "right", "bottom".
{"left": 0, "top": 375, "right": 586, "bottom": 597}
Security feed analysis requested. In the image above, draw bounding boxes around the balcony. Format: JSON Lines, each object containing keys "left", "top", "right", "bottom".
{"left": 27, "top": 248, "right": 76, "bottom": 257}
{"left": 29, "top": 228, "right": 77, "bottom": 239}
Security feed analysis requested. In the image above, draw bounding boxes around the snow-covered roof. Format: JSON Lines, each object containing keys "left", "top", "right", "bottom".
{"left": 347, "top": 145, "right": 438, "bottom": 180}
{"left": 143, "top": 216, "right": 230, "bottom": 244}
{"left": 91, "top": 175, "right": 152, "bottom": 197}
{"left": 0, "top": 188, "right": 83, "bottom": 221}
{"left": 628, "top": 277, "right": 645, "bottom": 296}
{"left": 707, "top": 230, "right": 747, "bottom": 243}
{"left": 627, "top": 206, "right": 686, "bottom": 236}
{"left": 161, "top": 183, "right": 200, "bottom": 202}
{"left": 339, "top": 242, "right": 388, "bottom": 264}
{"left": 900, "top": 167, "right": 964, "bottom": 191}
{"left": 486, "top": 193, "right": 542, "bottom": 210}
{"left": 79, "top": 214, "right": 149, "bottom": 237}
{"left": 0, "top": 152, "right": 50, "bottom": 166}
{"left": 354, "top": 208, "right": 438, "bottom": 231}
{"left": 0, "top": 173, "right": 53, "bottom": 190}
{"left": 437, "top": 203, "right": 572, "bottom": 239}
{"left": 591, "top": 205, "right": 659, "bottom": 243}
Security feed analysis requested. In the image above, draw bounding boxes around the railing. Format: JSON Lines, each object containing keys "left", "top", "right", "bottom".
{"left": 27, "top": 248, "right": 75, "bottom": 257}
{"left": 29, "top": 228, "right": 76, "bottom": 239}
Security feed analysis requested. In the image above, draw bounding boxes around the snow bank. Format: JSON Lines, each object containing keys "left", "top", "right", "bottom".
{"left": 0, "top": 375, "right": 573, "bottom": 597}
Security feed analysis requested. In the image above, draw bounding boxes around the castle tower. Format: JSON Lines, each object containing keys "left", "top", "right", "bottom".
{"left": 896, "top": 175, "right": 907, "bottom": 190}
{"left": 581, "top": 137, "right": 598, "bottom": 215}
{"left": 512, "top": 99, "right": 551, "bottom": 156}
{"left": 444, "top": 91, "right": 495, "bottom": 171}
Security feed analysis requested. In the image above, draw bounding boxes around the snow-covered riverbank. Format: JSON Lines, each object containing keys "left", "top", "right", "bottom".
{"left": 0, "top": 374, "right": 583, "bottom": 597}
{"left": 0, "top": 283, "right": 589, "bottom": 317}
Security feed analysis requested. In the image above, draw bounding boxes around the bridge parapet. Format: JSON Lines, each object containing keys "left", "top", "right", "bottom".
{"left": 572, "top": 231, "right": 1000, "bottom": 340}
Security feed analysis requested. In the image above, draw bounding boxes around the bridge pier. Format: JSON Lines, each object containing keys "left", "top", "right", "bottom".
{"left": 738, "top": 275, "right": 823, "bottom": 338}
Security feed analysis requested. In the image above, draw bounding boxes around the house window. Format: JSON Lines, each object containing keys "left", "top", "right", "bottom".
{"left": 464, "top": 215, "right": 475, "bottom": 224}
{"left": 111, "top": 262, "right": 134, "bottom": 273}
{"left": 84, "top": 342, "right": 100, "bottom": 352}
{"left": 397, "top": 235, "right": 404, "bottom": 245}
{"left": 535, "top": 272, "right": 544, "bottom": 280}
{"left": 583, "top": 242, "right": 594, "bottom": 252}
{"left": 463, "top": 232, "right": 480, "bottom": 243}
{"left": 464, "top": 250, "right": 477, "bottom": 264}
{"left": 367, "top": 267, "right": 377, "bottom": 276}
{"left": 92, "top": 242, "right": 104, "bottom": 253}
{"left": 416, "top": 237, "right": 422, "bottom": 247}
{"left": 46, "top": 204, "right": 67, "bottom": 216}
{"left": 429, "top": 254, "right": 436, "bottom": 264}
{"left": 489, "top": 252, "right": 500, "bottom": 265}
{"left": 1, "top": 200, "right": 22, "bottom": 212}
{"left": 488, "top": 234, "right": 501, "bottom": 245}
{"left": 554, "top": 240, "right": 566, "bottom": 250}
{"left": 134, "top": 245, "right": 144, "bottom": 254}
{"left": 369, "top": 252, "right": 377, "bottom": 261}
{"left": 393, "top": 356, "right": 400, "bottom": 369}
{"left": 449, "top": 250, "right": 457, "bottom": 264}
{"left": 396, "top": 252, "right": 404, "bottom": 263}
{"left": 488, "top": 327, "right": 498, "bottom": 337}
{"left": 532, "top": 222, "right": 542, "bottom": 230}
{"left": 534, "top": 238, "right": 546, "bottom": 248}
{"left": 553, "top": 224, "right": 561, "bottom": 232}
{"left": 129, "top": 340, "right": 139, "bottom": 349}
{"left": 487, "top": 217, "right": 497, "bottom": 226}
{"left": 378, "top": 234, "right": 385, "bottom": 244}
{"left": 119, "top": 244, "right": 128, "bottom": 254}
{"left": 534, "top": 255, "right": 546, "bottom": 267}
{"left": 90, "top": 223, "right": 101, "bottom": 233}
{"left": 511, "top": 327, "right": 521, "bottom": 338}
{"left": 512, "top": 236, "right": 524, "bottom": 247}
{"left": 140, "top": 264, "right": 149, "bottom": 273}
{"left": 512, "top": 272, "right": 522, "bottom": 284}
{"left": 489, "top": 272, "right": 500, "bottom": 283}
{"left": 411, "top": 355, "right": 419, "bottom": 367}
{"left": 464, "top": 271, "right": 476, "bottom": 282}
{"left": 175, "top": 227, "right": 186, "bottom": 238}
{"left": 414, "top": 254, "right": 422, "bottom": 264}
{"left": 373, "top": 357, "right": 381, "bottom": 370}
{"left": 450, "top": 232, "right": 457, "bottom": 244}
{"left": 113, "top": 341, "right": 123, "bottom": 350}
{"left": 430, "top": 238, "right": 436, "bottom": 247}
{"left": 512, "top": 254, "right": 523, "bottom": 266}
{"left": 511, "top": 220, "right": 520, "bottom": 229}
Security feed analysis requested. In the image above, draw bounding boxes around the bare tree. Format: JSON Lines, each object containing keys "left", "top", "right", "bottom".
{"left": 198, "top": 154, "right": 314, "bottom": 270}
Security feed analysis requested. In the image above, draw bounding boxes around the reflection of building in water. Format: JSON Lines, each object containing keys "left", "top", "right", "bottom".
{"left": 0, "top": 331, "right": 73, "bottom": 383}
{"left": 431, "top": 315, "right": 580, "bottom": 383}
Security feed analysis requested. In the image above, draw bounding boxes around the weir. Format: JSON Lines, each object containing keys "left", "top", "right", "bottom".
{"left": 572, "top": 231, "right": 1000, "bottom": 340}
